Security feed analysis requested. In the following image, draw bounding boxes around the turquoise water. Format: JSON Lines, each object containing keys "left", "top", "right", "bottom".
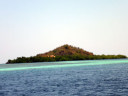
{"left": 0, "top": 59, "right": 128, "bottom": 96}
{"left": 0, "top": 59, "right": 128, "bottom": 71}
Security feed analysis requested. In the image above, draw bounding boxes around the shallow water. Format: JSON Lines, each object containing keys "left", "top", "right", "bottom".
{"left": 0, "top": 59, "right": 128, "bottom": 96}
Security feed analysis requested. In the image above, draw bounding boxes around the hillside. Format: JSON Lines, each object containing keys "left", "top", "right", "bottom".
{"left": 7, "top": 44, "right": 127, "bottom": 64}
{"left": 37, "top": 44, "right": 93, "bottom": 57}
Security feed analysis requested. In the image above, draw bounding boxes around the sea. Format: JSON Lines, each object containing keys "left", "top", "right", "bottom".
{"left": 0, "top": 59, "right": 128, "bottom": 96}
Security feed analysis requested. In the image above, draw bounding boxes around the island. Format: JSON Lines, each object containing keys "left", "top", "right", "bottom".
{"left": 7, "top": 44, "right": 127, "bottom": 64}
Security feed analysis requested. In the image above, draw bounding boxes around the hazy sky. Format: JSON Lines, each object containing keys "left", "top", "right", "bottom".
{"left": 0, "top": 0, "right": 128, "bottom": 63}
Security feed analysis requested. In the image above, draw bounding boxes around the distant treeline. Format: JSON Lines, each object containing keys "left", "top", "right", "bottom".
{"left": 7, "top": 55, "right": 127, "bottom": 64}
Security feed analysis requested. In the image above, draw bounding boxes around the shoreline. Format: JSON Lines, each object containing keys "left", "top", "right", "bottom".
{"left": 0, "top": 59, "right": 128, "bottom": 72}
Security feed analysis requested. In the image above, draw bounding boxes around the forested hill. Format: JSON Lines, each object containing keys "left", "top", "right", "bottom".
{"left": 7, "top": 44, "right": 127, "bottom": 64}
{"left": 37, "top": 44, "right": 93, "bottom": 57}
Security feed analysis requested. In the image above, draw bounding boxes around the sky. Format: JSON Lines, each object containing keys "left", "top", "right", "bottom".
{"left": 0, "top": 0, "right": 128, "bottom": 63}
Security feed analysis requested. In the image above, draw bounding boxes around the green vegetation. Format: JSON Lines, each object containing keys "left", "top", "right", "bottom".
{"left": 37, "top": 44, "right": 94, "bottom": 57}
{"left": 6, "top": 44, "right": 127, "bottom": 64}
{"left": 7, "top": 55, "right": 127, "bottom": 64}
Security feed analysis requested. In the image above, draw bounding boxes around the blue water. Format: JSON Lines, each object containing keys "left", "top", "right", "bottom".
{"left": 0, "top": 60, "right": 128, "bottom": 96}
